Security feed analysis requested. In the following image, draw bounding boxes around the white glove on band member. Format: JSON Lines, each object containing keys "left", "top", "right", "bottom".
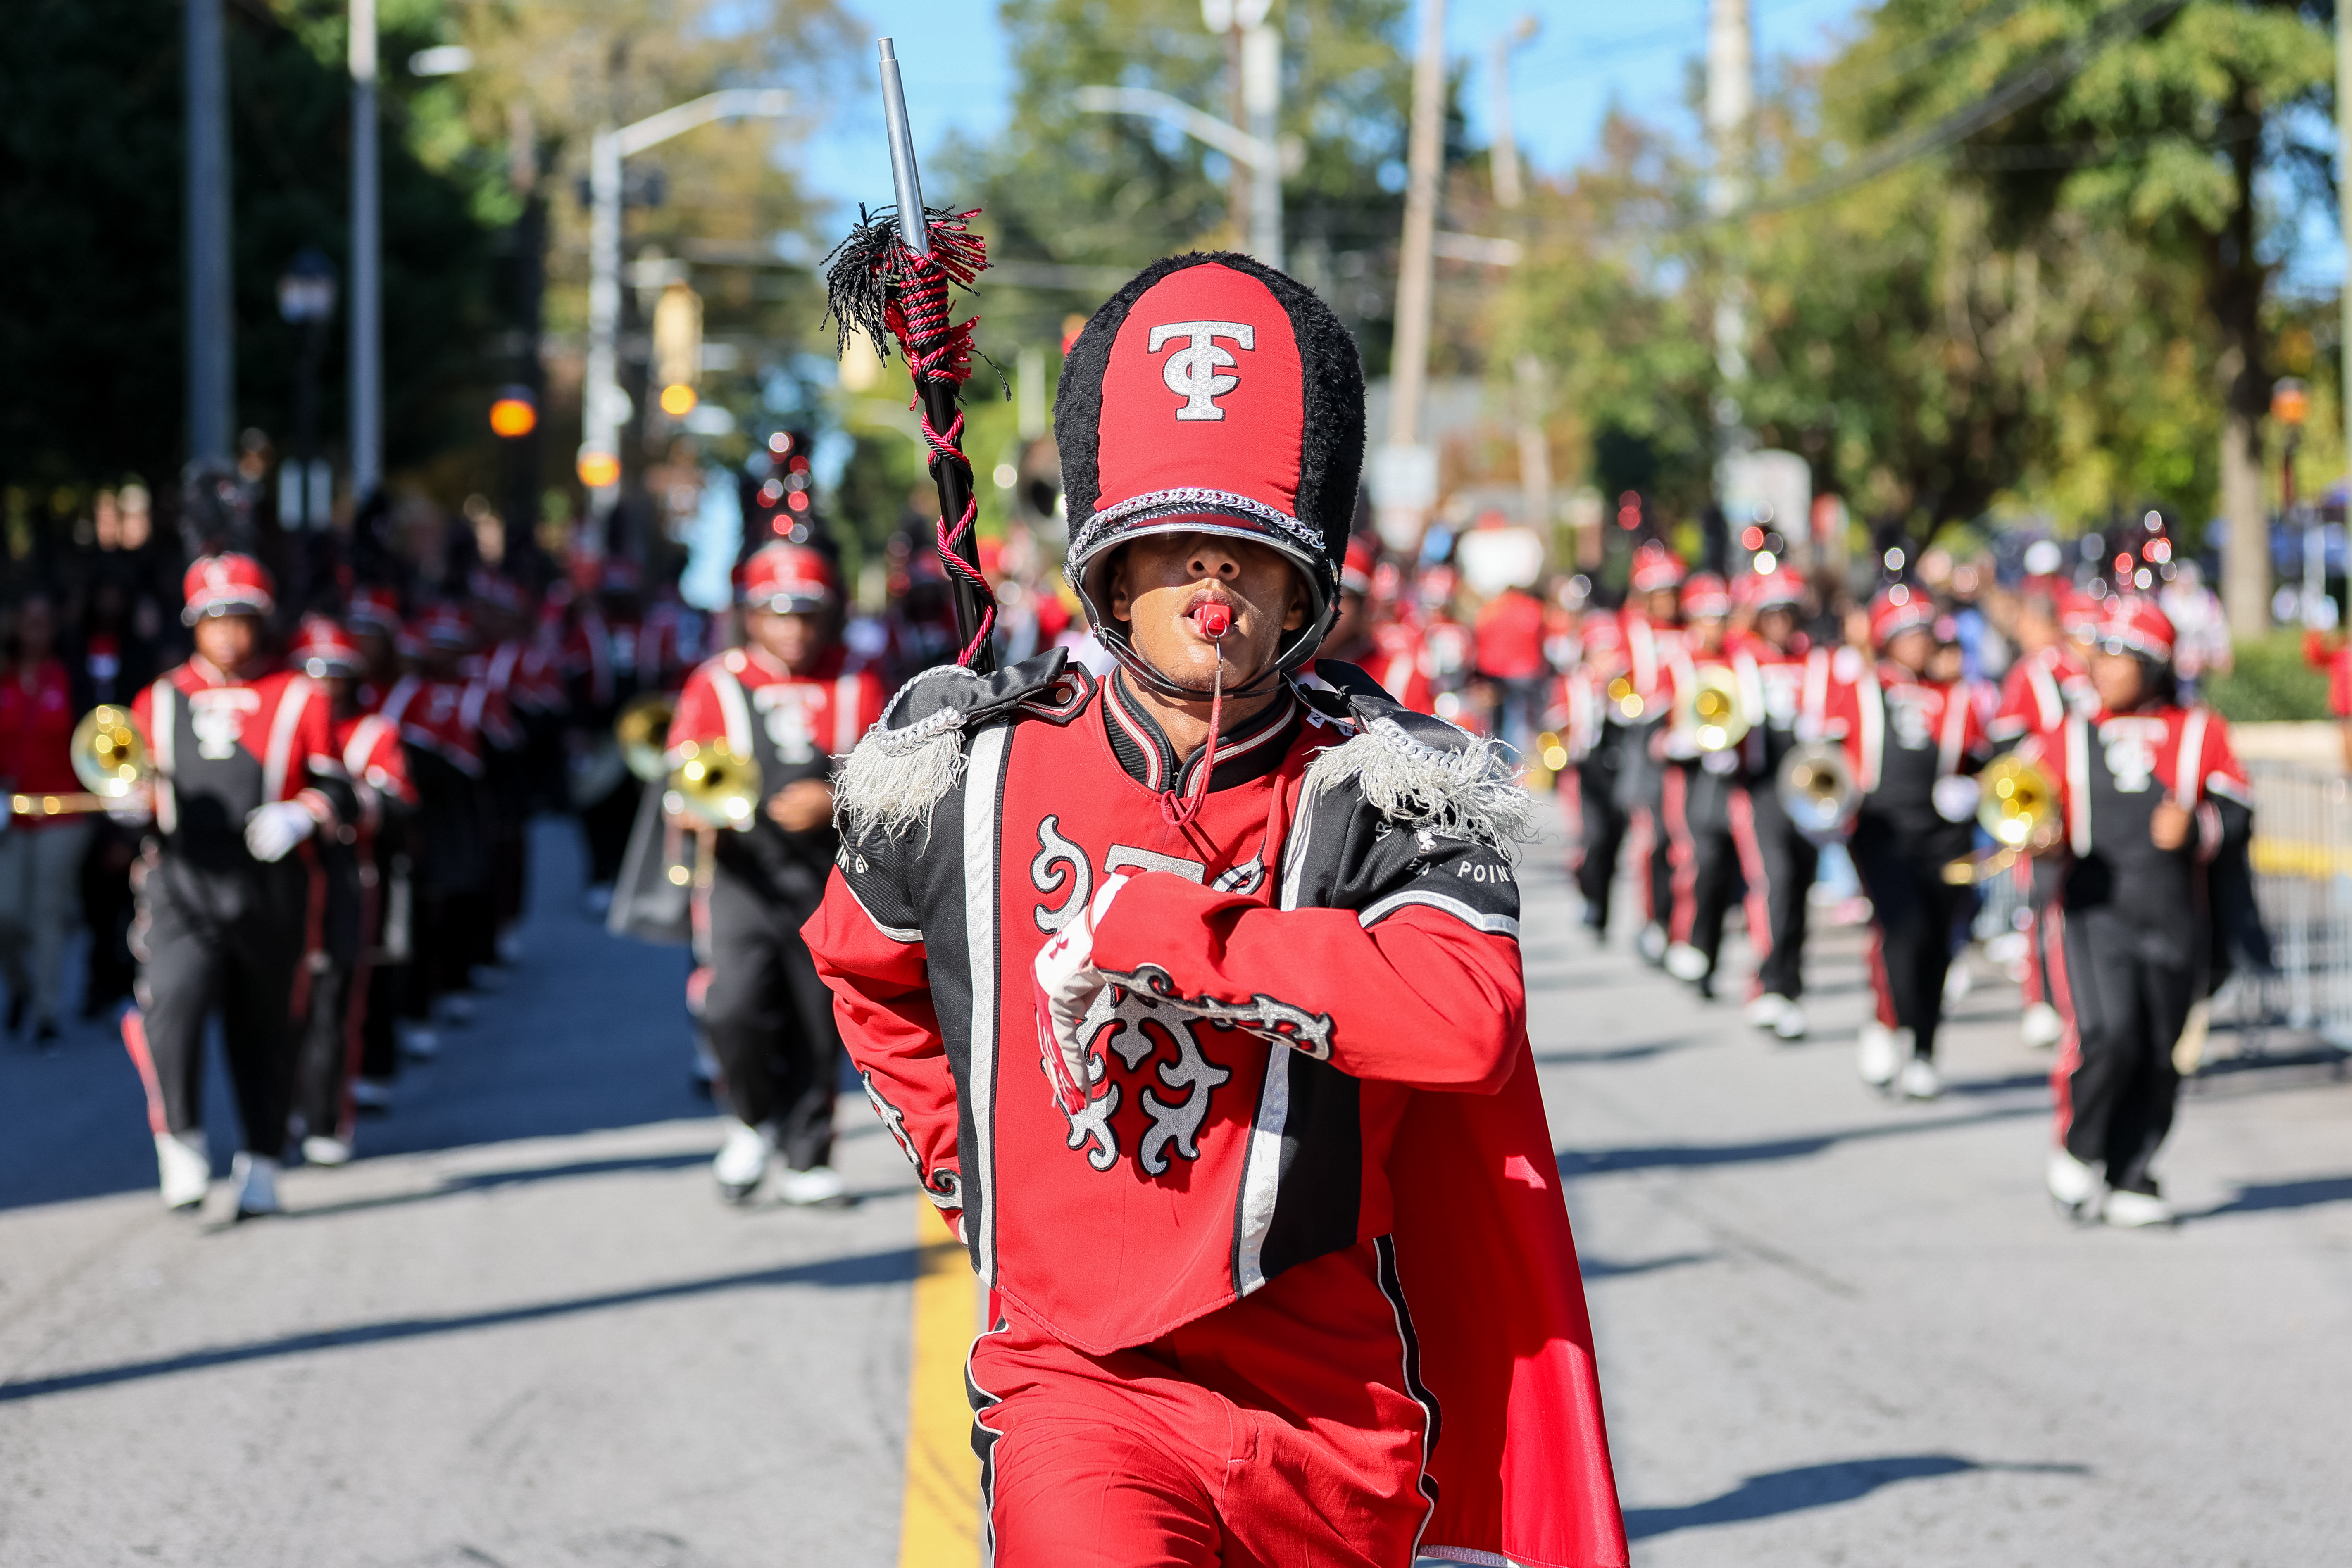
{"left": 1931, "top": 773, "right": 1982, "bottom": 825}
{"left": 1031, "top": 873, "right": 1132, "bottom": 1112}
{"left": 245, "top": 800, "right": 319, "bottom": 862}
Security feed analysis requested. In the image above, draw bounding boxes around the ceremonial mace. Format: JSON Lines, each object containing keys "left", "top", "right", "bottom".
{"left": 824, "top": 37, "right": 998, "bottom": 674}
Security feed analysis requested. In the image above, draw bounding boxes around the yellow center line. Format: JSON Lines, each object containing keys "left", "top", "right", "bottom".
{"left": 898, "top": 1219, "right": 981, "bottom": 1567}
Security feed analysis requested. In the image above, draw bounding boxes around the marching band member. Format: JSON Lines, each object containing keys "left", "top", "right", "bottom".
{"left": 284, "top": 617, "right": 413, "bottom": 1166}
{"left": 1822, "top": 585, "right": 1992, "bottom": 1100}
{"left": 1555, "top": 609, "right": 1633, "bottom": 941}
{"left": 666, "top": 543, "right": 883, "bottom": 1205}
{"left": 1315, "top": 533, "right": 1433, "bottom": 711}
{"left": 1621, "top": 540, "right": 1685, "bottom": 964}
{"left": 1728, "top": 571, "right": 1826, "bottom": 1039}
{"left": 120, "top": 555, "right": 357, "bottom": 1215}
{"left": 381, "top": 606, "right": 492, "bottom": 1053}
{"left": 1658, "top": 572, "right": 1742, "bottom": 996}
{"left": 1995, "top": 589, "right": 2099, "bottom": 1051}
{"left": 2019, "top": 597, "right": 2250, "bottom": 1228}
{"left": 805, "top": 254, "right": 1623, "bottom": 1567}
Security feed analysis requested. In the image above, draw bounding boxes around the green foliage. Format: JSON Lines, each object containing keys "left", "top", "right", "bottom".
{"left": 2205, "top": 630, "right": 2331, "bottom": 722}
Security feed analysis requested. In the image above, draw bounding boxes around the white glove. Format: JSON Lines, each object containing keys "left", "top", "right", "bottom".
{"left": 244, "top": 800, "right": 319, "bottom": 862}
{"left": 1931, "top": 774, "right": 1982, "bottom": 825}
{"left": 1030, "top": 873, "right": 1131, "bottom": 1112}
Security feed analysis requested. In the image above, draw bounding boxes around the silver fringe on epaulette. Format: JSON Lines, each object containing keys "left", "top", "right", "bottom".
{"left": 1302, "top": 716, "right": 1536, "bottom": 851}
{"left": 832, "top": 666, "right": 986, "bottom": 842}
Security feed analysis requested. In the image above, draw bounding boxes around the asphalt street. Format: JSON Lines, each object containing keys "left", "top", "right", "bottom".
{"left": 2, "top": 816, "right": 2348, "bottom": 1566}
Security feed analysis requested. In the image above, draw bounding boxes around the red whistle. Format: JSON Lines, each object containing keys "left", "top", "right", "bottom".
{"left": 1194, "top": 602, "right": 1232, "bottom": 639}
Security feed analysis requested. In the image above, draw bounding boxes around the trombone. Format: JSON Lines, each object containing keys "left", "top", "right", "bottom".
{"left": 1676, "top": 665, "right": 1750, "bottom": 753}
{"left": 666, "top": 738, "right": 765, "bottom": 830}
{"left": 1941, "top": 753, "right": 2060, "bottom": 885}
{"left": 1776, "top": 740, "right": 1859, "bottom": 844}
{"left": 6, "top": 707, "right": 154, "bottom": 820}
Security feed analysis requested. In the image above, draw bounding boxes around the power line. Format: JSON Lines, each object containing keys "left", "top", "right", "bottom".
{"left": 1817, "top": 0, "right": 2033, "bottom": 105}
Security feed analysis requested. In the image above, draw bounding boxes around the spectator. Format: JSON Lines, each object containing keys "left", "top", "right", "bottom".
{"left": 0, "top": 591, "right": 92, "bottom": 1048}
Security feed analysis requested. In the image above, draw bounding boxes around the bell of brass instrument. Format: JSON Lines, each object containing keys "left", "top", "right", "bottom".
{"left": 9, "top": 707, "right": 154, "bottom": 820}
{"left": 1604, "top": 674, "right": 1645, "bottom": 721}
{"left": 1678, "top": 664, "right": 1750, "bottom": 752}
{"left": 1943, "top": 752, "right": 2059, "bottom": 884}
{"left": 668, "top": 738, "right": 765, "bottom": 829}
{"left": 614, "top": 692, "right": 678, "bottom": 783}
{"left": 1776, "top": 740, "right": 1858, "bottom": 843}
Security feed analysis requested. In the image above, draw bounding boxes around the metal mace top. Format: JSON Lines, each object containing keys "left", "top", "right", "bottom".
{"left": 878, "top": 38, "right": 928, "bottom": 256}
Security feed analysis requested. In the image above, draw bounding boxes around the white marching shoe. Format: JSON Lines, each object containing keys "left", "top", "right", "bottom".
{"left": 1897, "top": 1055, "right": 1943, "bottom": 1101}
{"left": 1635, "top": 923, "right": 1668, "bottom": 966}
{"left": 1857, "top": 1022, "right": 1907, "bottom": 1088}
{"left": 2020, "top": 1002, "right": 2064, "bottom": 1051}
{"left": 2046, "top": 1148, "right": 2101, "bottom": 1219}
{"left": 1772, "top": 1000, "right": 1809, "bottom": 1042}
{"left": 774, "top": 1164, "right": 848, "bottom": 1207}
{"left": 1664, "top": 942, "right": 1711, "bottom": 984}
{"left": 2101, "top": 1187, "right": 2176, "bottom": 1229}
{"left": 156, "top": 1132, "right": 210, "bottom": 1212}
{"left": 1745, "top": 993, "right": 1789, "bottom": 1031}
{"left": 302, "top": 1135, "right": 355, "bottom": 1168}
{"left": 713, "top": 1119, "right": 773, "bottom": 1204}
{"left": 231, "top": 1152, "right": 282, "bottom": 1218}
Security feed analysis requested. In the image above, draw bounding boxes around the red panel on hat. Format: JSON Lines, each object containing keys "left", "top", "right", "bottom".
{"left": 2095, "top": 595, "right": 2176, "bottom": 659}
{"left": 1094, "top": 264, "right": 1304, "bottom": 525}
{"left": 744, "top": 542, "right": 838, "bottom": 607}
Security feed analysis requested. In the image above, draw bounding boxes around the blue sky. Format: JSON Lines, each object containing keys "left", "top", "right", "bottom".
{"left": 804, "top": 0, "right": 1871, "bottom": 217}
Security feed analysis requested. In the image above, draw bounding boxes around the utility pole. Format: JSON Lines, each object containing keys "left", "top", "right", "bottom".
{"left": 2340, "top": 8, "right": 2351, "bottom": 516}
{"left": 1490, "top": 15, "right": 1545, "bottom": 534}
{"left": 581, "top": 90, "right": 792, "bottom": 528}
{"left": 184, "top": 0, "right": 233, "bottom": 465}
{"left": 350, "top": 0, "right": 383, "bottom": 502}
{"left": 1705, "top": 0, "right": 1752, "bottom": 384}
{"left": 1375, "top": 0, "right": 1448, "bottom": 550}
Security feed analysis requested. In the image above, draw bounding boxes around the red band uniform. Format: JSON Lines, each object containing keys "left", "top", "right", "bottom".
{"left": 805, "top": 255, "right": 1624, "bottom": 1568}
{"left": 2016, "top": 597, "right": 2250, "bottom": 1219}
{"left": 1552, "top": 611, "right": 1634, "bottom": 937}
{"left": 122, "top": 556, "right": 357, "bottom": 1213}
{"left": 667, "top": 543, "right": 884, "bottom": 1198}
{"left": 1725, "top": 572, "right": 1830, "bottom": 1025}
{"left": 1653, "top": 573, "right": 1748, "bottom": 993}
{"left": 380, "top": 606, "right": 496, "bottom": 1033}
{"left": 1820, "top": 586, "right": 1993, "bottom": 1091}
{"left": 1620, "top": 542, "right": 1685, "bottom": 957}
{"left": 284, "top": 617, "right": 415, "bottom": 1159}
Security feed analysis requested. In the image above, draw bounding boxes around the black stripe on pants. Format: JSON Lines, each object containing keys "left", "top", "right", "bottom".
{"left": 1744, "top": 782, "right": 1818, "bottom": 1000}
{"left": 1571, "top": 757, "right": 1628, "bottom": 931}
{"left": 702, "top": 861, "right": 842, "bottom": 1170}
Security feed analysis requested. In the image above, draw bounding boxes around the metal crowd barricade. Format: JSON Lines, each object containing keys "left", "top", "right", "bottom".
{"left": 2243, "top": 761, "right": 2352, "bottom": 1047}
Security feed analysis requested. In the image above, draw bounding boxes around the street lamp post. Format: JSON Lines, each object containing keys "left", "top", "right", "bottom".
{"left": 277, "top": 250, "right": 338, "bottom": 528}
{"left": 350, "top": 0, "right": 382, "bottom": 503}
{"left": 581, "top": 88, "right": 792, "bottom": 542}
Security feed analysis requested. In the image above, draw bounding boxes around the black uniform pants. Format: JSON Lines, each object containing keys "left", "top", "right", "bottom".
{"left": 1570, "top": 755, "right": 1628, "bottom": 931}
{"left": 293, "top": 851, "right": 368, "bottom": 1141}
{"left": 582, "top": 776, "right": 641, "bottom": 889}
{"left": 2052, "top": 904, "right": 2194, "bottom": 1194}
{"left": 703, "top": 861, "right": 841, "bottom": 1169}
{"left": 1742, "top": 780, "right": 1819, "bottom": 1000}
{"left": 126, "top": 848, "right": 308, "bottom": 1153}
{"left": 1848, "top": 815, "right": 1965, "bottom": 1059}
{"left": 1619, "top": 723, "right": 1672, "bottom": 933}
{"left": 1674, "top": 762, "right": 1742, "bottom": 971}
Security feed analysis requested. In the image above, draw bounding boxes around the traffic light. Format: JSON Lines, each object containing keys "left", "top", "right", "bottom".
{"left": 489, "top": 386, "right": 537, "bottom": 438}
{"left": 654, "top": 280, "right": 702, "bottom": 423}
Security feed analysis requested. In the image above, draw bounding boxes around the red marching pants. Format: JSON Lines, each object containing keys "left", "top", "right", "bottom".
{"left": 971, "top": 1240, "right": 1437, "bottom": 1568}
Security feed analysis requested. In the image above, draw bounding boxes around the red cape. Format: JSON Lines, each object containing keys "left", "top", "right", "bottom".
{"left": 1392, "top": 1043, "right": 1629, "bottom": 1567}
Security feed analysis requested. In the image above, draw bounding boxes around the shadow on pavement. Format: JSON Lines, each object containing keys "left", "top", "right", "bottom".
{"left": 1557, "top": 1103, "right": 2042, "bottom": 1179}
{"left": 2190, "top": 1174, "right": 2352, "bottom": 1219}
{"left": 1623, "top": 1454, "right": 2089, "bottom": 1541}
{"left": 1533, "top": 1035, "right": 1705, "bottom": 1067}
{"left": 0, "top": 1242, "right": 931, "bottom": 1406}
{"left": 1580, "top": 1250, "right": 1715, "bottom": 1281}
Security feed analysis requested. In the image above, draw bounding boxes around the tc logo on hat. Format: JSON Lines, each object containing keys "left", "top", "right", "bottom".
{"left": 1149, "top": 321, "right": 1253, "bottom": 421}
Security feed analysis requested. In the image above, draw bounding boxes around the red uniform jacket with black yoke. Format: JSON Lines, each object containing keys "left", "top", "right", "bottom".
{"left": 805, "top": 649, "right": 1628, "bottom": 1568}
{"left": 129, "top": 660, "right": 356, "bottom": 865}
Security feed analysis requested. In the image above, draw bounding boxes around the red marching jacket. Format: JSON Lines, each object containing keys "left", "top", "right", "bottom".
{"left": 129, "top": 659, "right": 347, "bottom": 849}
{"left": 805, "top": 651, "right": 1627, "bottom": 1568}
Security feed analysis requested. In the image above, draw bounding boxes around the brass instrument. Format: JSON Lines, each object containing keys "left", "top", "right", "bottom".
{"left": 1678, "top": 664, "right": 1750, "bottom": 753}
{"left": 1776, "top": 740, "right": 1859, "bottom": 844}
{"left": 1942, "top": 753, "right": 2059, "bottom": 884}
{"left": 1604, "top": 675, "right": 1645, "bottom": 721}
{"left": 667, "top": 738, "right": 765, "bottom": 829}
{"left": 6, "top": 707, "right": 154, "bottom": 819}
{"left": 614, "top": 692, "right": 678, "bottom": 783}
